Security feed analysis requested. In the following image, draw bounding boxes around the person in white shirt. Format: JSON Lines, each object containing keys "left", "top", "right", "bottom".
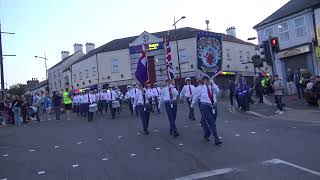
{"left": 87, "top": 90, "right": 97, "bottom": 122}
{"left": 210, "top": 79, "right": 220, "bottom": 118}
{"left": 116, "top": 87, "right": 123, "bottom": 113}
{"left": 152, "top": 82, "right": 161, "bottom": 114}
{"left": 191, "top": 76, "right": 222, "bottom": 145}
{"left": 107, "top": 86, "right": 119, "bottom": 119}
{"left": 146, "top": 84, "right": 154, "bottom": 113}
{"left": 79, "top": 91, "right": 85, "bottom": 117}
{"left": 102, "top": 89, "right": 108, "bottom": 113}
{"left": 130, "top": 83, "right": 139, "bottom": 116}
{"left": 125, "top": 86, "right": 133, "bottom": 114}
{"left": 96, "top": 89, "right": 104, "bottom": 115}
{"left": 133, "top": 84, "right": 153, "bottom": 135}
{"left": 180, "top": 77, "right": 196, "bottom": 120}
{"left": 159, "top": 79, "right": 180, "bottom": 137}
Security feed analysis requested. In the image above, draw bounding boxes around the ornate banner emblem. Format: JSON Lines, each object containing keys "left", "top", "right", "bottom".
{"left": 197, "top": 32, "right": 222, "bottom": 77}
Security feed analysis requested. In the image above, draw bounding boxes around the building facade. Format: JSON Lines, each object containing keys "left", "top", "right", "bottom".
{"left": 69, "top": 27, "right": 261, "bottom": 91}
{"left": 254, "top": 0, "right": 320, "bottom": 82}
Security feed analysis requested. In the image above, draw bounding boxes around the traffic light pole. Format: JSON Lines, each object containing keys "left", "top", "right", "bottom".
{"left": 268, "top": 36, "right": 276, "bottom": 77}
{"left": 0, "top": 24, "right": 4, "bottom": 98}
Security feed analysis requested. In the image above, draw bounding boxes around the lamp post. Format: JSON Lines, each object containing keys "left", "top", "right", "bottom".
{"left": 0, "top": 23, "right": 15, "bottom": 98}
{"left": 173, "top": 16, "right": 186, "bottom": 90}
{"left": 34, "top": 53, "right": 48, "bottom": 80}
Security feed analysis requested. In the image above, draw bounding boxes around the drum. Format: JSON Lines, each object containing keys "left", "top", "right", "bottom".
{"left": 89, "top": 103, "right": 98, "bottom": 112}
{"left": 112, "top": 101, "right": 120, "bottom": 108}
{"left": 28, "top": 106, "right": 38, "bottom": 115}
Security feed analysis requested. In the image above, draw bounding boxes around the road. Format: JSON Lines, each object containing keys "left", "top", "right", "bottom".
{"left": 0, "top": 101, "right": 320, "bottom": 180}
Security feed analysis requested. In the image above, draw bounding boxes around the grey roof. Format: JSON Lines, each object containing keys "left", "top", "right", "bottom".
{"left": 254, "top": 0, "right": 320, "bottom": 29}
{"left": 30, "top": 80, "right": 48, "bottom": 91}
{"left": 71, "top": 27, "right": 255, "bottom": 65}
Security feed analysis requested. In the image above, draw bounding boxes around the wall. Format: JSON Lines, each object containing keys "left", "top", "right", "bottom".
{"left": 48, "top": 65, "right": 62, "bottom": 92}
{"left": 71, "top": 55, "right": 98, "bottom": 89}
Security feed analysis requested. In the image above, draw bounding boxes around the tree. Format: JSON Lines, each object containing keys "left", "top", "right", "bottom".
{"left": 7, "top": 83, "right": 27, "bottom": 96}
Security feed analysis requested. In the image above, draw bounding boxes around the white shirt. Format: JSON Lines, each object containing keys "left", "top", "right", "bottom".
{"left": 152, "top": 87, "right": 161, "bottom": 97}
{"left": 133, "top": 89, "right": 153, "bottom": 108}
{"left": 107, "top": 90, "right": 119, "bottom": 101}
{"left": 180, "top": 84, "right": 195, "bottom": 98}
{"left": 95, "top": 92, "right": 104, "bottom": 101}
{"left": 191, "top": 84, "right": 217, "bottom": 107}
{"left": 159, "top": 86, "right": 179, "bottom": 102}
{"left": 78, "top": 95, "right": 84, "bottom": 104}
{"left": 125, "top": 90, "right": 131, "bottom": 100}
{"left": 130, "top": 88, "right": 139, "bottom": 98}
{"left": 146, "top": 88, "right": 153, "bottom": 99}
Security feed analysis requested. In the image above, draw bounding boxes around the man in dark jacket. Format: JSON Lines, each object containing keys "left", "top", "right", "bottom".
{"left": 313, "top": 75, "right": 320, "bottom": 108}
{"left": 52, "top": 91, "right": 62, "bottom": 120}
{"left": 228, "top": 79, "right": 235, "bottom": 106}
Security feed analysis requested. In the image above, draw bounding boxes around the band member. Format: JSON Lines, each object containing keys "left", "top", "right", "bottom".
{"left": 191, "top": 76, "right": 222, "bottom": 145}
{"left": 180, "top": 77, "right": 196, "bottom": 120}
{"left": 125, "top": 85, "right": 133, "bottom": 114}
{"left": 152, "top": 82, "right": 161, "bottom": 114}
{"left": 86, "top": 90, "right": 97, "bottom": 122}
{"left": 130, "top": 83, "right": 139, "bottom": 116}
{"left": 96, "top": 89, "right": 104, "bottom": 115}
{"left": 133, "top": 84, "right": 152, "bottom": 135}
{"left": 146, "top": 84, "right": 154, "bottom": 113}
{"left": 107, "top": 86, "right": 119, "bottom": 119}
{"left": 159, "top": 79, "right": 180, "bottom": 137}
{"left": 102, "top": 89, "right": 108, "bottom": 114}
{"left": 72, "top": 92, "right": 79, "bottom": 115}
{"left": 79, "top": 91, "right": 86, "bottom": 117}
{"left": 115, "top": 87, "right": 123, "bottom": 113}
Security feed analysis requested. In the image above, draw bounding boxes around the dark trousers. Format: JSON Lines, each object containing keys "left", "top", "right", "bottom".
{"left": 274, "top": 95, "right": 283, "bottom": 111}
{"left": 154, "top": 97, "right": 160, "bottom": 113}
{"left": 108, "top": 102, "right": 116, "bottom": 119}
{"left": 258, "top": 93, "right": 263, "bottom": 103}
{"left": 186, "top": 97, "right": 195, "bottom": 119}
{"left": 164, "top": 102, "right": 178, "bottom": 133}
{"left": 148, "top": 98, "right": 154, "bottom": 112}
{"left": 129, "top": 98, "right": 133, "bottom": 114}
{"left": 137, "top": 105, "right": 150, "bottom": 131}
{"left": 199, "top": 103, "right": 219, "bottom": 141}
{"left": 295, "top": 83, "right": 303, "bottom": 98}
{"left": 98, "top": 100, "right": 105, "bottom": 114}
{"left": 88, "top": 112, "right": 93, "bottom": 121}
{"left": 229, "top": 92, "right": 234, "bottom": 106}
{"left": 54, "top": 105, "right": 61, "bottom": 120}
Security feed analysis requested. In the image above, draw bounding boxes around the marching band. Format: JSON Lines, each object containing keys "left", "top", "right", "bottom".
{"left": 66, "top": 76, "right": 222, "bottom": 145}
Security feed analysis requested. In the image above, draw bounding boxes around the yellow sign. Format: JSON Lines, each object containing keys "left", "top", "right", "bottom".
{"left": 316, "top": 47, "right": 320, "bottom": 61}
{"left": 317, "top": 27, "right": 320, "bottom": 44}
{"left": 147, "top": 43, "right": 159, "bottom": 51}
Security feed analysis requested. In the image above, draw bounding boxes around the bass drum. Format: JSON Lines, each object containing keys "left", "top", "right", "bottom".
{"left": 112, "top": 101, "right": 120, "bottom": 108}
{"left": 89, "top": 103, "right": 98, "bottom": 112}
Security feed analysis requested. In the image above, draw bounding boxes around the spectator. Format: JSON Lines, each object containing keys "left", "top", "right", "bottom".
{"left": 32, "top": 93, "right": 41, "bottom": 122}
{"left": 255, "top": 75, "right": 264, "bottom": 103}
{"left": 52, "top": 91, "right": 62, "bottom": 120}
{"left": 12, "top": 95, "right": 22, "bottom": 126}
{"left": 0, "top": 99, "right": 7, "bottom": 125}
{"left": 313, "top": 75, "right": 320, "bottom": 109}
{"left": 228, "top": 79, "right": 235, "bottom": 106}
{"left": 4, "top": 94, "right": 13, "bottom": 124}
{"left": 20, "top": 95, "right": 28, "bottom": 124}
{"left": 294, "top": 69, "right": 302, "bottom": 99}
{"left": 44, "top": 92, "right": 52, "bottom": 114}
{"left": 273, "top": 75, "right": 284, "bottom": 114}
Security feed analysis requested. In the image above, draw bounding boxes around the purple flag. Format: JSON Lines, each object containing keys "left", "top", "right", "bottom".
{"left": 135, "top": 45, "right": 148, "bottom": 86}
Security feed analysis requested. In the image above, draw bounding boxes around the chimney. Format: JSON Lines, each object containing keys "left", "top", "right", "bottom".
{"left": 85, "top": 42, "right": 95, "bottom": 54}
{"left": 226, "top": 26, "right": 236, "bottom": 37}
{"left": 73, "top": 43, "right": 83, "bottom": 53}
{"left": 61, "top": 51, "right": 70, "bottom": 60}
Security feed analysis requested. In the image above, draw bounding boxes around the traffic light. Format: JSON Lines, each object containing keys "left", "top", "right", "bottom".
{"left": 270, "top": 37, "right": 280, "bottom": 53}
{"left": 260, "top": 40, "right": 272, "bottom": 65}
{"left": 251, "top": 54, "right": 263, "bottom": 68}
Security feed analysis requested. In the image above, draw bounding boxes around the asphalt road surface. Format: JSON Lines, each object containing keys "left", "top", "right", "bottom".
{"left": 1, "top": 101, "right": 320, "bottom": 180}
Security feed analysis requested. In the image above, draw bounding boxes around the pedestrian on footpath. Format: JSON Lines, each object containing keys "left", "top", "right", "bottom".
{"left": 52, "top": 91, "right": 62, "bottom": 120}
{"left": 0, "top": 99, "right": 7, "bottom": 125}
{"left": 152, "top": 82, "right": 161, "bottom": 114}
{"left": 180, "top": 77, "right": 196, "bottom": 120}
{"left": 20, "top": 95, "right": 28, "bottom": 124}
{"left": 63, "top": 88, "right": 73, "bottom": 120}
{"left": 228, "top": 79, "right": 235, "bottom": 106}
{"left": 159, "top": 79, "right": 180, "bottom": 137}
{"left": 191, "top": 76, "right": 222, "bottom": 145}
{"left": 273, "top": 75, "right": 285, "bottom": 114}
{"left": 133, "top": 84, "right": 152, "bottom": 135}
{"left": 32, "top": 93, "right": 41, "bottom": 122}
{"left": 12, "top": 95, "right": 22, "bottom": 126}
{"left": 255, "top": 75, "right": 264, "bottom": 103}
{"left": 313, "top": 75, "right": 320, "bottom": 109}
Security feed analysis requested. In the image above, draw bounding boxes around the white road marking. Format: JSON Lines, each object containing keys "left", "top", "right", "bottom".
{"left": 292, "top": 127, "right": 297, "bottom": 129}
{"left": 72, "top": 164, "right": 79, "bottom": 168}
{"left": 250, "top": 132, "right": 256, "bottom": 134}
{"left": 97, "top": 138, "right": 103, "bottom": 141}
{"left": 219, "top": 137, "right": 223, "bottom": 139}
{"left": 102, "top": 158, "right": 109, "bottom": 161}
{"left": 175, "top": 168, "right": 239, "bottom": 180}
{"left": 179, "top": 143, "right": 184, "bottom": 146}
{"left": 77, "top": 141, "right": 82, "bottom": 145}
{"left": 2, "top": 154, "right": 8, "bottom": 157}
{"left": 54, "top": 145, "right": 60, "bottom": 149}
{"left": 0, "top": 178, "right": 7, "bottom": 180}
{"left": 155, "top": 147, "right": 161, "bottom": 150}
{"left": 29, "top": 149, "right": 36, "bottom": 152}
{"left": 265, "top": 129, "right": 270, "bottom": 132}
{"left": 37, "top": 171, "right": 46, "bottom": 175}
{"left": 118, "top": 136, "right": 123, "bottom": 139}
{"left": 130, "top": 153, "right": 136, "bottom": 157}
{"left": 263, "top": 158, "right": 320, "bottom": 176}
{"left": 153, "top": 129, "right": 159, "bottom": 132}
{"left": 136, "top": 132, "right": 141, "bottom": 135}
{"left": 235, "top": 134, "right": 240, "bottom": 137}
{"left": 184, "top": 125, "right": 189, "bottom": 128}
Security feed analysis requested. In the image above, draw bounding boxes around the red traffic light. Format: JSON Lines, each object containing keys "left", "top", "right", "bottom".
{"left": 271, "top": 39, "right": 278, "bottom": 46}
{"left": 270, "top": 37, "right": 280, "bottom": 53}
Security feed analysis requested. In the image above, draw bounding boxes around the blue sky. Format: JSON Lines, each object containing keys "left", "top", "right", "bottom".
{"left": 0, "top": 0, "right": 289, "bottom": 87}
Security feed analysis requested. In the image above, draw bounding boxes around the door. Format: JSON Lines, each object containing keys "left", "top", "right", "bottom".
{"left": 147, "top": 56, "right": 156, "bottom": 85}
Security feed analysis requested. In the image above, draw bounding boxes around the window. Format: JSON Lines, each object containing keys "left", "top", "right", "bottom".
{"left": 226, "top": 49, "right": 231, "bottom": 61}
{"left": 79, "top": 72, "right": 83, "bottom": 80}
{"left": 73, "top": 74, "right": 77, "bottom": 82}
{"left": 239, "top": 51, "right": 243, "bottom": 62}
{"left": 85, "top": 69, "right": 89, "bottom": 78}
{"left": 178, "top": 48, "right": 188, "bottom": 63}
{"left": 264, "top": 28, "right": 273, "bottom": 39}
{"left": 92, "top": 66, "right": 97, "bottom": 77}
{"left": 112, "top": 59, "right": 120, "bottom": 73}
{"left": 246, "top": 52, "right": 250, "bottom": 61}
{"left": 294, "top": 16, "right": 307, "bottom": 38}
{"left": 278, "top": 22, "right": 289, "bottom": 42}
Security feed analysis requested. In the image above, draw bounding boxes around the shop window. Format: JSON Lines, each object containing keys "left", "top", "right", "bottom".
{"left": 112, "top": 59, "right": 120, "bottom": 73}
{"left": 278, "top": 22, "right": 289, "bottom": 42}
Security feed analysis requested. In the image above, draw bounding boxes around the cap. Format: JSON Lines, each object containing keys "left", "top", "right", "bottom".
{"left": 185, "top": 77, "right": 191, "bottom": 82}
{"left": 154, "top": 82, "right": 158, "bottom": 85}
{"left": 146, "top": 84, "right": 151, "bottom": 87}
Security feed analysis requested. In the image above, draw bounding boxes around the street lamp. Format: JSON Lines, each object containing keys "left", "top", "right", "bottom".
{"left": 34, "top": 53, "right": 48, "bottom": 80}
{"left": 172, "top": 16, "right": 186, "bottom": 82}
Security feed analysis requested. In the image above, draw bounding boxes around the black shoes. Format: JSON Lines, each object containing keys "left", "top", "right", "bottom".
{"left": 204, "top": 136, "right": 211, "bottom": 142}
{"left": 144, "top": 130, "right": 150, "bottom": 135}
{"left": 215, "top": 141, "right": 222, "bottom": 146}
{"left": 173, "top": 132, "right": 180, "bottom": 137}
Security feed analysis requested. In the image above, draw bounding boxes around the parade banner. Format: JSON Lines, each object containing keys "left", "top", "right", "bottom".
{"left": 197, "top": 32, "right": 222, "bottom": 77}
